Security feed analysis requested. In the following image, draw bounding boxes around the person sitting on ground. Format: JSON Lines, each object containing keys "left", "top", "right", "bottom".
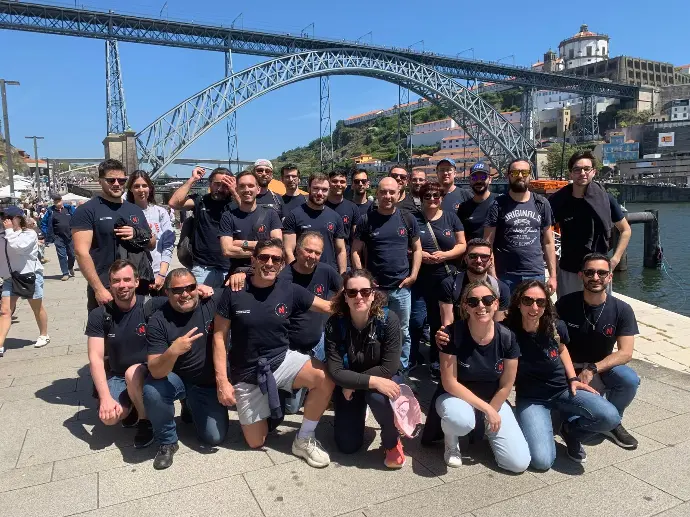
{"left": 325, "top": 269, "right": 405, "bottom": 468}
{"left": 86, "top": 260, "right": 167, "bottom": 448}
{"left": 433, "top": 280, "right": 530, "bottom": 472}
{"left": 555, "top": 253, "right": 640, "bottom": 449}
{"left": 142, "top": 269, "right": 220, "bottom": 470}
{"left": 212, "top": 238, "right": 335, "bottom": 468}
{"left": 505, "top": 280, "right": 621, "bottom": 468}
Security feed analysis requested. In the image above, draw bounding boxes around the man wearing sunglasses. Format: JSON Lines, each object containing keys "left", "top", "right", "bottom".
{"left": 396, "top": 167, "right": 426, "bottom": 217}
{"left": 253, "top": 159, "right": 284, "bottom": 219}
{"left": 326, "top": 169, "right": 361, "bottom": 269}
{"left": 484, "top": 158, "right": 557, "bottom": 295}
{"left": 436, "top": 158, "right": 472, "bottom": 213}
{"left": 350, "top": 168, "right": 372, "bottom": 215}
{"left": 143, "top": 268, "right": 225, "bottom": 470}
{"left": 212, "top": 239, "right": 335, "bottom": 468}
{"left": 555, "top": 253, "right": 640, "bottom": 450}
{"left": 280, "top": 164, "right": 306, "bottom": 217}
{"left": 457, "top": 162, "right": 496, "bottom": 240}
{"left": 72, "top": 159, "right": 155, "bottom": 312}
{"left": 549, "top": 150, "right": 631, "bottom": 298}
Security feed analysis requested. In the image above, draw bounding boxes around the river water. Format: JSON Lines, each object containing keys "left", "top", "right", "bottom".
{"left": 611, "top": 203, "right": 690, "bottom": 316}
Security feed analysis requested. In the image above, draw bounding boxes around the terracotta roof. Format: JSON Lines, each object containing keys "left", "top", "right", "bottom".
{"left": 346, "top": 108, "right": 383, "bottom": 120}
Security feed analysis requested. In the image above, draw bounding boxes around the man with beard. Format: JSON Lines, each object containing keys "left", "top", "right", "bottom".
{"left": 484, "top": 158, "right": 557, "bottom": 295}
{"left": 253, "top": 159, "right": 284, "bottom": 219}
{"left": 351, "top": 168, "right": 372, "bottom": 215}
{"left": 219, "top": 170, "right": 282, "bottom": 273}
{"left": 283, "top": 174, "right": 347, "bottom": 274}
{"left": 168, "top": 166, "right": 236, "bottom": 288}
{"left": 397, "top": 167, "right": 426, "bottom": 217}
{"left": 326, "top": 170, "right": 361, "bottom": 269}
{"left": 438, "top": 238, "right": 510, "bottom": 326}
{"left": 457, "top": 162, "right": 496, "bottom": 240}
{"left": 555, "top": 253, "right": 640, "bottom": 450}
{"left": 436, "top": 158, "right": 473, "bottom": 213}
{"left": 42, "top": 193, "right": 76, "bottom": 280}
{"left": 212, "top": 239, "right": 335, "bottom": 467}
{"left": 86, "top": 260, "right": 164, "bottom": 447}
{"left": 143, "top": 269, "right": 225, "bottom": 470}
{"left": 280, "top": 164, "right": 306, "bottom": 217}
{"left": 72, "top": 159, "right": 155, "bottom": 312}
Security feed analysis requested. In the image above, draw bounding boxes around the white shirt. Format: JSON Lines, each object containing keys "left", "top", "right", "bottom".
{"left": 0, "top": 229, "right": 42, "bottom": 278}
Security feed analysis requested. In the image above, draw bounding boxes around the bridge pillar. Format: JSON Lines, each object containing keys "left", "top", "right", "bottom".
{"left": 319, "top": 76, "right": 334, "bottom": 170}
{"left": 225, "top": 45, "right": 240, "bottom": 173}
{"left": 105, "top": 39, "right": 129, "bottom": 134}
{"left": 520, "top": 87, "right": 537, "bottom": 145}
{"left": 104, "top": 129, "right": 138, "bottom": 173}
{"left": 397, "top": 85, "right": 412, "bottom": 165}
{"left": 577, "top": 95, "right": 600, "bottom": 142}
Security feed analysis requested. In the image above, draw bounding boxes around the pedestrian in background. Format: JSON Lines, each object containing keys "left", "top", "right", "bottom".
{"left": 41, "top": 194, "right": 76, "bottom": 280}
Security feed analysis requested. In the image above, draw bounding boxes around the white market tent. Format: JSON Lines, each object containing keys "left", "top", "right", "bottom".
{"left": 61, "top": 193, "right": 90, "bottom": 203}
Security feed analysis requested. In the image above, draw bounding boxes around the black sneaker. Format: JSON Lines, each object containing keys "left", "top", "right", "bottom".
{"left": 180, "top": 399, "right": 193, "bottom": 424}
{"left": 603, "top": 424, "right": 638, "bottom": 450}
{"left": 560, "top": 423, "right": 587, "bottom": 463}
{"left": 134, "top": 419, "right": 154, "bottom": 449}
{"left": 429, "top": 361, "right": 441, "bottom": 381}
{"left": 401, "top": 370, "right": 419, "bottom": 395}
{"left": 121, "top": 406, "right": 138, "bottom": 428}
{"left": 153, "top": 443, "right": 179, "bottom": 470}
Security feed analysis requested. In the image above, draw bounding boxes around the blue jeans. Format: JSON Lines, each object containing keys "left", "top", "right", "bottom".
{"left": 385, "top": 287, "right": 411, "bottom": 371}
{"left": 409, "top": 282, "right": 427, "bottom": 367}
{"left": 143, "top": 373, "right": 229, "bottom": 446}
{"left": 191, "top": 264, "right": 227, "bottom": 289}
{"left": 516, "top": 388, "right": 621, "bottom": 471}
{"left": 599, "top": 365, "right": 640, "bottom": 417}
{"left": 436, "top": 393, "right": 531, "bottom": 473}
{"left": 106, "top": 375, "right": 131, "bottom": 408}
{"left": 499, "top": 273, "right": 546, "bottom": 295}
{"left": 54, "top": 234, "right": 75, "bottom": 276}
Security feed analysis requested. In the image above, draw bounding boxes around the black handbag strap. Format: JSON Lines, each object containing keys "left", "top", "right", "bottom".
{"left": 3, "top": 237, "right": 13, "bottom": 275}
{"left": 421, "top": 212, "right": 453, "bottom": 278}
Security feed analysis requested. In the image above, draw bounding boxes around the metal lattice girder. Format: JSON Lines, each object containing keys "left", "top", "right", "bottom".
{"left": 319, "top": 76, "right": 333, "bottom": 170}
{"left": 136, "top": 49, "right": 536, "bottom": 177}
{"left": 396, "top": 85, "right": 412, "bottom": 164}
{"left": 0, "top": 1, "right": 638, "bottom": 99}
{"left": 520, "top": 87, "right": 537, "bottom": 144}
{"left": 577, "top": 95, "right": 600, "bottom": 142}
{"left": 105, "top": 38, "right": 128, "bottom": 134}
{"left": 225, "top": 47, "right": 239, "bottom": 172}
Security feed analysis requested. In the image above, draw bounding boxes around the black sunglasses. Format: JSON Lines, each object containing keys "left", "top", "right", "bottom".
{"left": 423, "top": 193, "right": 441, "bottom": 200}
{"left": 353, "top": 179, "right": 368, "bottom": 184}
{"left": 345, "top": 288, "right": 373, "bottom": 298}
{"left": 389, "top": 173, "right": 408, "bottom": 180}
{"left": 520, "top": 295, "right": 547, "bottom": 308}
{"left": 467, "top": 252, "right": 491, "bottom": 262}
{"left": 256, "top": 253, "right": 284, "bottom": 264}
{"left": 582, "top": 269, "right": 610, "bottom": 278}
{"left": 104, "top": 177, "right": 127, "bottom": 185}
{"left": 169, "top": 283, "right": 197, "bottom": 295}
{"left": 466, "top": 295, "right": 496, "bottom": 308}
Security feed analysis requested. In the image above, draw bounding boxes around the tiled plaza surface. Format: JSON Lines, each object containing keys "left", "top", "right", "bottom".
{"left": 1, "top": 255, "right": 689, "bottom": 517}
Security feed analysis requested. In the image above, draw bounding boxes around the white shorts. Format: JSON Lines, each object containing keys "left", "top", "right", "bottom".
{"left": 234, "top": 350, "right": 311, "bottom": 425}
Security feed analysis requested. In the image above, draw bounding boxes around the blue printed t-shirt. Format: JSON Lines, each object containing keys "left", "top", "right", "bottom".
{"left": 441, "top": 186, "right": 473, "bottom": 213}
{"left": 219, "top": 206, "right": 282, "bottom": 271}
{"left": 279, "top": 262, "right": 342, "bottom": 352}
{"left": 417, "top": 210, "right": 464, "bottom": 282}
{"left": 484, "top": 193, "right": 553, "bottom": 276}
{"left": 457, "top": 193, "right": 496, "bottom": 240}
{"left": 282, "top": 204, "right": 346, "bottom": 271}
{"left": 354, "top": 209, "right": 420, "bottom": 290}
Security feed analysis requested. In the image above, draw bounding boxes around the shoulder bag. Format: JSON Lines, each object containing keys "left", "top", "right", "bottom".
{"left": 421, "top": 213, "right": 453, "bottom": 278}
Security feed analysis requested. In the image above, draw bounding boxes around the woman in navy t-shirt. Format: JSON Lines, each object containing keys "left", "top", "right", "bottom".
{"left": 435, "top": 280, "right": 530, "bottom": 472}
{"left": 505, "top": 280, "right": 620, "bottom": 469}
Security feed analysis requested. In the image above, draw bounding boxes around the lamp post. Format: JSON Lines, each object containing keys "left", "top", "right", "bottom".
{"left": 25, "top": 136, "right": 44, "bottom": 202}
{"left": 0, "top": 79, "right": 20, "bottom": 200}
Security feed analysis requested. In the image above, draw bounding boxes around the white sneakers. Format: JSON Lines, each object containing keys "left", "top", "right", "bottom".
{"left": 292, "top": 436, "right": 330, "bottom": 468}
{"left": 444, "top": 438, "right": 463, "bottom": 468}
{"left": 34, "top": 335, "right": 50, "bottom": 348}
{"left": 0, "top": 347, "right": 4, "bottom": 357}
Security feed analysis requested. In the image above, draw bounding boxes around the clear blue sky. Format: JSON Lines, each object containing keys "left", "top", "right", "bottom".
{"left": 1, "top": 0, "right": 688, "bottom": 175}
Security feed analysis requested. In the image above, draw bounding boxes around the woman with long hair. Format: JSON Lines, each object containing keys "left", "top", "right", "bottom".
{"left": 435, "top": 280, "right": 530, "bottom": 472}
{"left": 325, "top": 269, "right": 405, "bottom": 468}
{"left": 504, "top": 280, "right": 620, "bottom": 469}
{"left": 126, "top": 170, "right": 175, "bottom": 294}
{"left": 416, "top": 181, "right": 466, "bottom": 378}
{"left": 0, "top": 206, "right": 49, "bottom": 357}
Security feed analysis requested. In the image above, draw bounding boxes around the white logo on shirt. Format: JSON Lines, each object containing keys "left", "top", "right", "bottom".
{"left": 99, "top": 217, "right": 113, "bottom": 221}
{"left": 566, "top": 322, "right": 580, "bottom": 328}
{"left": 458, "top": 361, "right": 470, "bottom": 368}
{"left": 236, "top": 310, "right": 251, "bottom": 314}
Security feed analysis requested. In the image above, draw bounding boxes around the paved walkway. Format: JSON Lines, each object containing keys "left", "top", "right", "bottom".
{"left": 1, "top": 255, "right": 690, "bottom": 516}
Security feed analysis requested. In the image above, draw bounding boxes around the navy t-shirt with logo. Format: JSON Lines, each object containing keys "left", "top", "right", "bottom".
{"left": 283, "top": 204, "right": 346, "bottom": 271}
{"left": 146, "top": 294, "right": 222, "bottom": 387}
{"left": 418, "top": 210, "right": 464, "bottom": 282}
{"left": 457, "top": 193, "right": 496, "bottom": 240}
{"left": 445, "top": 320, "right": 520, "bottom": 402}
{"left": 279, "top": 262, "right": 342, "bottom": 352}
{"left": 484, "top": 193, "right": 553, "bottom": 276}
{"left": 189, "top": 193, "right": 234, "bottom": 270}
{"left": 219, "top": 206, "right": 282, "bottom": 271}
{"left": 256, "top": 189, "right": 284, "bottom": 220}
{"left": 281, "top": 194, "right": 306, "bottom": 217}
{"left": 325, "top": 198, "right": 361, "bottom": 267}
{"left": 556, "top": 292, "right": 638, "bottom": 364}
{"left": 85, "top": 296, "right": 166, "bottom": 376}
{"left": 70, "top": 196, "right": 150, "bottom": 287}
{"left": 354, "top": 209, "right": 420, "bottom": 290}
{"left": 215, "top": 280, "right": 315, "bottom": 381}
{"left": 514, "top": 320, "right": 570, "bottom": 401}
{"left": 441, "top": 186, "right": 473, "bottom": 213}
{"left": 355, "top": 200, "right": 373, "bottom": 216}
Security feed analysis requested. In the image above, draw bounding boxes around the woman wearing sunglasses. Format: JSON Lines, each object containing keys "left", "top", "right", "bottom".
{"left": 434, "top": 280, "right": 530, "bottom": 472}
{"left": 325, "top": 269, "right": 406, "bottom": 468}
{"left": 416, "top": 181, "right": 466, "bottom": 377}
{"left": 505, "top": 280, "right": 621, "bottom": 469}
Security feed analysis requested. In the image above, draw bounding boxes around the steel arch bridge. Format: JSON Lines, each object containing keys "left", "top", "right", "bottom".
{"left": 137, "top": 49, "right": 536, "bottom": 177}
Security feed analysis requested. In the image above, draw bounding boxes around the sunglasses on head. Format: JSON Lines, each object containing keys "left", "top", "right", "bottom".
{"left": 423, "top": 192, "right": 441, "bottom": 200}
{"left": 345, "top": 288, "right": 373, "bottom": 298}
{"left": 467, "top": 252, "right": 491, "bottom": 262}
{"left": 256, "top": 253, "right": 284, "bottom": 265}
{"left": 466, "top": 295, "right": 496, "bottom": 308}
{"left": 582, "top": 268, "right": 610, "bottom": 278}
{"left": 508, "top": 170, "right": 531, "bottom": 178}
{"left": 104, "top": 177, "right": 127, "bottom": 185}
{"left": 169, "top": 283, "right": 197, "bottom": 295}
{"left": 520, "top": 295, "right": 547, "bottom": 308}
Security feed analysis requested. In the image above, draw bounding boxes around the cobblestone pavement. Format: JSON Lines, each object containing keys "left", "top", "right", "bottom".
{"left": 1, "top": 254, "right": 689, "bottom": 516}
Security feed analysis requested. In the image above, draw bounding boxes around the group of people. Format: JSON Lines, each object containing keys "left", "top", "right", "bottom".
{"left": 1, "top": 152, "right": 642, "bottom": 476}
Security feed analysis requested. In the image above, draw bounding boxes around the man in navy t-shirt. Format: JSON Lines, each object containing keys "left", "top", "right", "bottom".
{"left": 325, "top": 170, "right": 361, "bottom": 268}
{"left": 350, "top": 168, "right": 372, "bottom": 215}
{"left": 457, "top": 162, "right": 496, "bottom": 240}
{"left": 280, "top": 164, "right": 307, "bottom": 218}
{"left": 72, "top": 159, "right": 155, "bottom": 312}
{"left": 484, "top": 158, "right": 557, "bottom": 295}
{"left": 283, "top": 173, "right": 347, "bottom": 274}
{"left": 219, "top": 170, "right": 282, "bottom": 273}
{"left": 436, "top": 158, "right": 472, "bottom": 213}
{"left": 253, "top": 159, "right": 284, "bottom": 219}
{"left": 352, "top": 177, "right": 422, "bottom": 373}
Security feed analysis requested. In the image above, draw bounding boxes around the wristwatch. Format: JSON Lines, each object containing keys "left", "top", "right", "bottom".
{"left": 567, "top": 377, "right": 579, "bottom": 384}
{"left": 241, "top": 240, "right": 249, "bottom": 250}
{"left": 585, "top": 363, "right": 598, "bottom": 374}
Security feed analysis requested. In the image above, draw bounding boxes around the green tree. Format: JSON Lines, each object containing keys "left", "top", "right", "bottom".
{"left": 616, "top": 109, "right": 652, "bottom": 128}
{"left": 544, "top": 143, "right": 601, "bottom": 178}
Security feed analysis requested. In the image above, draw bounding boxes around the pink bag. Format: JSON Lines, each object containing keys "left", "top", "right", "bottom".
{"left": 389, "top": 384, "right": 423, "bottom": 438}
